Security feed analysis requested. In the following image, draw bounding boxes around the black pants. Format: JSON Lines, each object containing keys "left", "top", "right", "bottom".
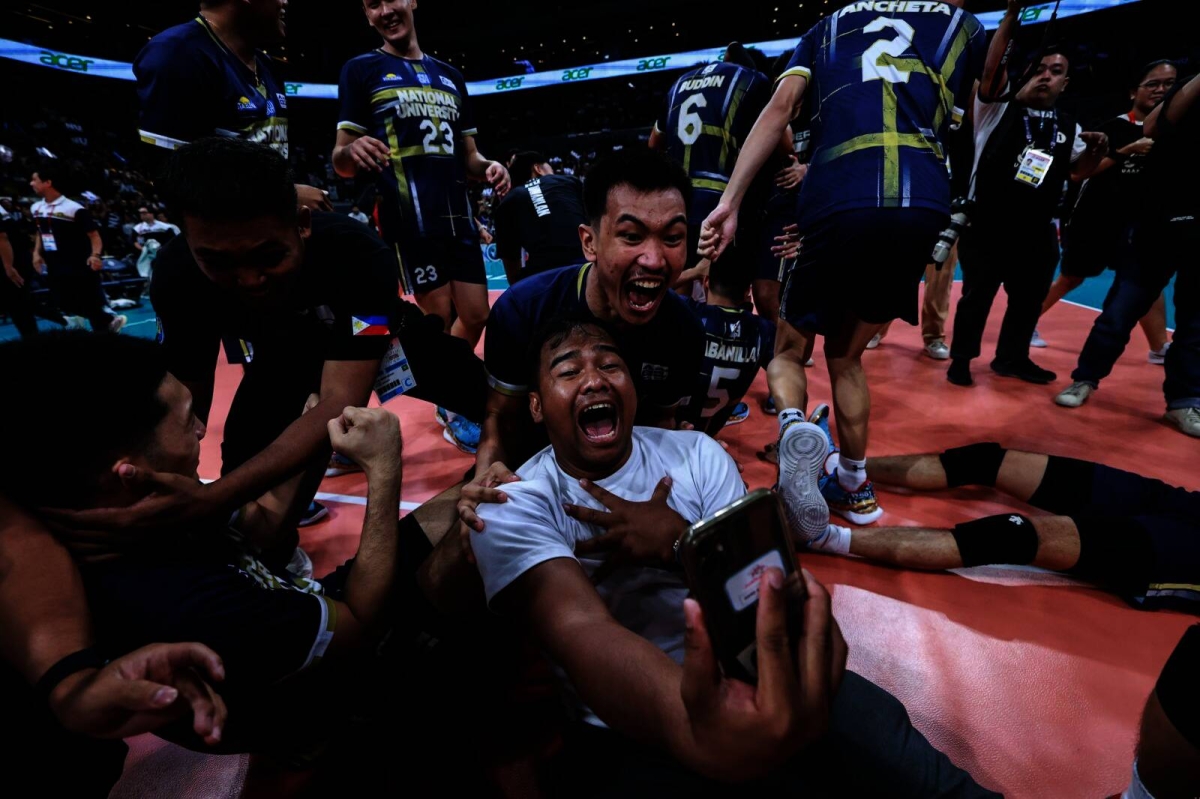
{"left": 554, "top": 671, "right": 999, "bottom": 798}
{"left": 951, "top": 223, "right": 1059, "bottom": 364}
{"left": 220, "top": 323, "right": 489, "bottom": 474}
{"left": 46, "top": 270, "right": 114, "bottom": 333}
{"left": 0, "top": 266, "right": 39, "bottom": 338}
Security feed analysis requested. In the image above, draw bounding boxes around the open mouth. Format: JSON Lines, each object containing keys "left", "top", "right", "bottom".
{"left": 382, "top": 17, "right": 403, "bottom": 34}
{"left": 624, "top": 277, "right": 665, "bottom": 313}
{"left": 577, "top": 401, "right": 619, "bottom": 443}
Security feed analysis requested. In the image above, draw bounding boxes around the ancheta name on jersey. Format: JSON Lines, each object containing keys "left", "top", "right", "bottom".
{"left": 378, "top": 87, "right": 462, "bottom": 121}
{"left": 838, "top": 1, "right": 955, "bottom": 16}
{"left": 705, "top": 339, "right": 760, "bottom": 365}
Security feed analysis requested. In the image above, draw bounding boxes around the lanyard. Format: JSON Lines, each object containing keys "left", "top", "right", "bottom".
{"left": 1022, "top": 111, "right": 1058, "bottom": 151}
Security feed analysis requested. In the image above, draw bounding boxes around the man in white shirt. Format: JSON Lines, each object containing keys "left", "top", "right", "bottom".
{"left": 471, "top": 314, "right": 997, "bottom": 796}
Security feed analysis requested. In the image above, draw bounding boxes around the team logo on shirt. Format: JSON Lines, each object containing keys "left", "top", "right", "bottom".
{"left": 439, "top": 75, "right": 457, "bottom": 90}
{"left": 276, "top": 92, "right": 289, "bottom": 109}
{"left": 383, "top": 72, "right": 403, "bottom": 82}
{"left": 641, "top": 363, "right": 670, "bottom": 382}
{"left": 236, "top": 95, "right": 255, "bottom": 111}
{"left": 417, "top": 72, "right": 431, "bottom": 85}
{"left": 727, "top": 320, "right": 742, "bottom": 338}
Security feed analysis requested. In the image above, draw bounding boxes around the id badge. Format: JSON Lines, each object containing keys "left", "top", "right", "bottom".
{"left": 41, "top": 233, "right": 57, "bottom": 252}
{"left": 1016, "top": 147, "right": 1054, "bottom": 188}
{"left": 374, "top": 337, "right": 418, "bottom": 402}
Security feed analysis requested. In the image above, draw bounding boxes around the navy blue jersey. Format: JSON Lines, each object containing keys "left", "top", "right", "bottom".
{"left": 135, "top": 17, "right": 289, "bottom": 156}
{"left": 782, "top": 1, "right": 986, "bottom": 225}
{"left": 485, "top": 264, "right": 705, "bottom": 415}
{"left": 338, "top": 51, "right": 479, "bottom": 241}
{"left": 680, "top": 300, "right": 776, "bottom": 433}
{"left": 657, "top": 62, "right": 773, "bottom": 222}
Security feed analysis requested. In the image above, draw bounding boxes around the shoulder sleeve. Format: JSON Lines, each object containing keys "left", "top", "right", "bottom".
{"left": 323, "top": 219, "right": 401, "bottom": 362}
{"left": 455, "top": 70, "right": 479, "bottom": 138}
{"left": 691, "top": 434, "right": 747, "bottom": 516}
{"left": 134, "top": 35, "right": 216, "bottom": 150}
{"left": 779, "top": 20, "right": 821, "bottom": 83}
{"left": 73, "top": 207, "right": 97, "bottom": 234}
{"left": 472, "top": 480, "right": 576, "bottom": 605}
{"left": 973, "top": 95, "right": 1007, "bottom": 147}
{"left": 336, "top": 58, "right": 371, "bottom": 135}
{"left": 483, "top": 289, "right": 531, "bottom": 395}
{"left": 148, "top": 240, "right": 220, "bottom": 384}
{"left": 492, "top": 191, "right": 522, "bottom": 261}
{"left": 951, "top": 18, "right": 988, "bottom": 128}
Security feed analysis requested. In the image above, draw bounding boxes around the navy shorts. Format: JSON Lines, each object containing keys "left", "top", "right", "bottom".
{"left": 780, "top": 208, "right": 945, "bottom": 334}
{"left": 391, "top": 233, "right": 486, "bottom": 296}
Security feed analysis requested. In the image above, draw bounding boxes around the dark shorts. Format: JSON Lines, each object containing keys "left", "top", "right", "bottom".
{"left": 1060, "top": 219, "right": 1134, "bottom": 279}
{"left": 46, "top": 270, "right": 108, "bottom": 317}
{"left": 389, "top": 233, "right": 486, "bottom": 296}
{"left": 780, "top": 208, "right": 945, "bottom": 334}
{"left": 757, "top": 197, "right": 799, "bottom": 283}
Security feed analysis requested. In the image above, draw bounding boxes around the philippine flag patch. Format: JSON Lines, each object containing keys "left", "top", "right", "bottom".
{"left": 352, "top": 316, "right": 390, "bottom": 336}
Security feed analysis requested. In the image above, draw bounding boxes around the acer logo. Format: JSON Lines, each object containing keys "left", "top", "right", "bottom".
{"left": 637, "top": 57, "right": 671, "bottom": 71}
{"left": 40, "top": 52, "right": 94, "bottom": 72}
{"left": 495, "top": 77, "right": 525, "bottom": 90}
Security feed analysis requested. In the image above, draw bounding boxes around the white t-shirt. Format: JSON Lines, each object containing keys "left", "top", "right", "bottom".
{"left": 473, "top": 427, "right": 745, "bottom": 726}
{"left": 969, "top": 95, "right": 1086, "bottom": 199}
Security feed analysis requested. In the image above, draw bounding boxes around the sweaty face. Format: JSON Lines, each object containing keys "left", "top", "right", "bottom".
{"left": 183, "top": 211, "right": 308, "bottom": 304}
{"left": 1132, "top": 64, "right": 1177, "bottom": 116}
{"left": 583, "top": 185, "right": 687, "bottom": 326}
{"left": 1017, "top": 54, "right": 1070, "bottom": 109}
{"left": 531, "top": 326, "right": 638, "bottom": 479}
{"left": 138, "top": 374, "right": 206, "bottom": 481}
{"left": 365, "top": 0, "right": 417, "bottom": 44}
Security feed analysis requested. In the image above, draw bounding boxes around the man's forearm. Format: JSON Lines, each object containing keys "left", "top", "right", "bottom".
{"left": 982, "top": 6, "right": 1021, "bottom": 95}
{"left": 1146, "top": 74, "right": 1199, "bottom": 138}
{"left": 331, "top": 146, "right": 357, "bottom": 179}
{"left": 0, "top": 235, "right": 14, "bottom": 271}
{"left": 343, "top": 468, "right": 402, "bottom": 629}
{"left": 465, "top": 151, "right": 494, "bottom": 181}
{"left": 722, "top": 94, "right": 797, "bottom": 210}
{"left": 88, "top": 231, "right": 103, "bottom": 257}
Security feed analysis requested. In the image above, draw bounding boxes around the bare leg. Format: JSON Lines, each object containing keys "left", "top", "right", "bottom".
{"left": 752, "top": 278, "right": 781, "bottom": 324}
{"left": 825, "top": 318, "right": 886, "bottom": 461}
{"left": 448, "top": 280, "right": 489, "bottom": 348}
{"left": 847, "top": 514, "right": 1081, "bottom": 572}
{"left": 868, "top": 448, "right": 1050, "bottom": 502}
{"left": 1139, "top": 292, "right": 1170, "bottom": 353}
{"left": 1040, "top": 274, "right": 1084, "bottom": 317}
{"left": 415, "top": 483, "right": 485, "bottom": 618}
{"left": 415, "top": 284, "right": 454, "bottom": 333}
{"left": 767, "top": 318, "right": 813, "bottom": 415}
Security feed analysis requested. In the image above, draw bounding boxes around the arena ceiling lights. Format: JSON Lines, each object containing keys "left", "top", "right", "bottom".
{"left": 0, "top": 0, "right": 1143, "bottom": 100}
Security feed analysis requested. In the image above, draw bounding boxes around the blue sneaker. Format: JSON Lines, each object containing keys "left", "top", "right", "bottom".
{"left": 775, "top": 421, "right": 830, "bottom": 544}
{"left": 761, "top": 397, "right": 778, "bottom": 415}
{"left": 435, "top": 406, "right": 450, "bottom": 428}
{"left": 443, "top": 416, "right": 480, "bottom": 454}
{"left": 297, "top": 500, "right": 329, "bottom": 528}
{"left": 724, "top": 402, "right": 750, "bottom": 426}
{"left": 325, "top": 452, "right": 363, "bottom": 477}
{"left": 808, "top": 403, "right": 838, "bottom": 476}
{"left": 820, "top": 473, "right": 884, "bottom": 525}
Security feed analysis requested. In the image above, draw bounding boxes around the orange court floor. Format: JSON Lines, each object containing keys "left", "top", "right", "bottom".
{"left": 113, "top": 286, "right": 1198, "bottom": 799}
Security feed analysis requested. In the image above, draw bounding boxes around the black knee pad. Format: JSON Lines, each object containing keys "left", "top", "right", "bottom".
{"left": 1157, "top": 625, "right": 1200, "bottom": 750}
{"left": 951, "top": 513, "right": 1038, "bottom": 567}
{"left": 940, "top": 442, "right": 1006, "bottom": 488}
{"left": 1028, "top": 456, "right": 1096, "bottom": 515}
{"left": 1067, "top": 514, "right": 1154, "bottom": 599}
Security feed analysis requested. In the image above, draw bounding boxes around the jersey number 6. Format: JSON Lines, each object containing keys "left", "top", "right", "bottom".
{"left": 677, "top": 94, "right": 708, "bottom": 146}
{"left": 862, "top": 17, "right": 916, "bottom": 84}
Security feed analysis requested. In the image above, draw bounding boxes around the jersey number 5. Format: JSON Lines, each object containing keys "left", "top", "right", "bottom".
{"left": 677, "top": 94, "right": 708, "bottom": 146}
{"left": 420, "top": 119, "right": 455, "bottom": 155}
{"left": 703, "top": 366, "right": 742, "bottom": 418}
{"left": 862, "top": 17, "right": 916, "bottom": 84}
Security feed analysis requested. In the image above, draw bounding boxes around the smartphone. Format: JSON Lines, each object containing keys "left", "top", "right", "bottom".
{"left": 678, "top": 488, "right": 803, "bottom": 684}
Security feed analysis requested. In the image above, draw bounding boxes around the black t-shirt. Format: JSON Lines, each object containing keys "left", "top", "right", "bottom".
{"left": 1069, "top": 115, "right": 1148, "bottom": 228}
{"left": 151, "top": 212, "right": 409, "bottom": 382}
{"left": 493, "top": 174, "right": 588, "bottom": 276}
{"left": 31, "top": 196, "right": 97, "bottom": 274}
{"left": 1142, "top": 82, "right": 1199, "bottom": 221}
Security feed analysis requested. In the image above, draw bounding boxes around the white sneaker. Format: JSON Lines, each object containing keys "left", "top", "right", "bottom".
{"left": 865, "top": 334, "right": 882, "bottom": 350}
{"left": 1149, "top": 342, "right": 1170, "bottom": 365}
{"left": 287, "top": 545, "right": 315, "bottom": 579}
{"left": 804, "top": 357, "right": 815, "bottom": 367}
{"left": 776, "top": 422, "right": 830, "bottom": 545}
{"left": 1164, "top": 408, "right": 1200, "bottom": 438}
{"left": 924, "top": 341, "right": 950, "bottom": 360}
{"left": 1055, "top": 381, "right": 1095, "bottom": 408}
{"left": 64, "top": 315, "right": 87, "bottom": 330}
{"left": 1031, "top": 329, "right": 1048, "bottom": 348}
{"left": 108, "top": 315, "right": 127, "bottom": 334}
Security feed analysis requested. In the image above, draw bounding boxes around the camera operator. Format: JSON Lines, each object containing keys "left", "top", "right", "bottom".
{"left": 946, "top": 2, "right": 1108, "bottom": 388}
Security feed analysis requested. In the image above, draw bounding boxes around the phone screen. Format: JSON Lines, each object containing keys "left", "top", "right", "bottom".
{"left": 679, "top": 489, "right": 801, "bottom": 683}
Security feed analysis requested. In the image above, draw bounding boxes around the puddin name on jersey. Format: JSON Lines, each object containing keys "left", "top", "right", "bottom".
{"left": 839, "top": 1, "right": 953, "bottom": 17}
{"left": 679, "top": 75, "right": 726, "bottom": 92}
{"left": 705, "top": 340, "right": 759, "bottom": 364}
{"left": 390, "top": 88, "right": 461, "bottom": 121}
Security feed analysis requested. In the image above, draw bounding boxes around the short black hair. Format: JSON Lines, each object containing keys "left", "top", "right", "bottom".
{"left": 582, "top": 148, "right": 691, "bottom": 225}
{"left": 707, "top": 253, "right": 753, "bottom": 301}
{"left": 1038, "top": 45, "right": 1072, "bottom": 71}
{"left": 0, "top": 332, "right": 171, "bottom": 509}
{"left": 725, "top": 42, "right": 771, "bottom": 75}
{"left": 160, "top": 137, "right": 297, "bottom": 225}
{"left": 527, "top": 313, "right": 623, "bottom": 384}
{"left": 33, "top": 159, "right": 70, "bottom": 192}
{"left": 509, "top": 151, "right": 549, "bottom": 183}
{"left": 1133, "top": 59, "right": 1176, "bottom": 89}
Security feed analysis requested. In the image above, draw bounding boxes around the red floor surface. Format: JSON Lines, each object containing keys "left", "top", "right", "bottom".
{"left": 126, "top": 286, "right": 1197, "bottom": 798}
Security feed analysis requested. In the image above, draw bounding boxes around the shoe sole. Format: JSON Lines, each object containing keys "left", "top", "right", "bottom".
{"left": 1164, "top": 413, "right": 1200, "bottom": 438}
{"left": 923, "top": 348, "right": 950, "bottom": 361}
{"left": 830, "top": 502, "right": 884, "bottom": 526}
{"left": 297, "top": 507, "right": 330, "bottom": 527}
{"left": 1148, "top": 357, "right": 1165, "bottom": 366}
{"left": 724, "top": 415, "right": 749, "bottom": 426}
{"left": 991, "top": 367, "right": 1055, "bottom": 385}
{"left": 443, "top": 427, "right": 478, "bottom": 454}
{"left": 1054, "top": 393, "right": 1090, "bottom": 408}
{"left": 1030, "top": 342, "right": 1048, "bottom": 348}
{"left": 777, "top": 422, "right": 830, "bottom": 543}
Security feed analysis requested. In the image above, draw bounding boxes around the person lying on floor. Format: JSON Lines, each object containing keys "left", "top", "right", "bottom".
{"left": 467, "top": 314, "right": 998, "bottom": 796}
{"left": 0, "top": 331, "right": 480, "bottom": 764}
{"left": 793, "top": 408, "right": 1199, "bottom": 614}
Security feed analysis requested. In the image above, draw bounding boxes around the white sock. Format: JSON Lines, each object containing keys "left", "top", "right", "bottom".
{"left": 809, "top": 524, "right": 853, "bottom": 555}
{"left": 778, "top": 408, "right": 806, "bottom": 434}
{"left": 837, "top": 456, "right": 867, "bottom": 492}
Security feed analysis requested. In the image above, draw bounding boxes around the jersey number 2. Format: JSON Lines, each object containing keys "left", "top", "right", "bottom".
{"left": 420, "top": 120, "right": 455, "bottom": 155}
{"left": 677, "top": 94, "right": 708, "bottom": 146}
{"left": 862, "top": 17, "right": 916, "bottom": 84}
